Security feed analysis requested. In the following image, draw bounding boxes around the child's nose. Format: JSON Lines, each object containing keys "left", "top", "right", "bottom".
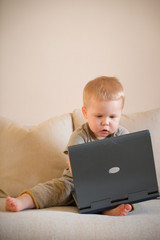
{"left": 102, "top": 117, "right": 110, "bottom": 125}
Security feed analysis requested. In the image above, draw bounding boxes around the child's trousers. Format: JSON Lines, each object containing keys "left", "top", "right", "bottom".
{"left": 20, "top": 168, "right": 74, "bottom": 209}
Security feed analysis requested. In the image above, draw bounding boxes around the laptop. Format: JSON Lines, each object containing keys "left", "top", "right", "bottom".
{"left": 68, "top": 130, "right": 159, "bottom": 214}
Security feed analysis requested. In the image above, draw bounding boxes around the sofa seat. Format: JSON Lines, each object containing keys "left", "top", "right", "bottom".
{"left": 0, "top": 199, "right": 160, "bottom": 240}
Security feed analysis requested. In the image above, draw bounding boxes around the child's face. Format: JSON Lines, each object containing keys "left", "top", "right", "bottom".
{"left": 82, "top": 98, "right": 123, "bottom": 140}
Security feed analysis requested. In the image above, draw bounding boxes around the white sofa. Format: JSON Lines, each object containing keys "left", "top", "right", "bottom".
{"left": 0, "top": 108, "right": 160, "bottom": 240}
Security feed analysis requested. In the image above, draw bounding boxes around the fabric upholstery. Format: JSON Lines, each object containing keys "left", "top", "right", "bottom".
{"left": 0, "top": 200, "right": 160, "bottom": 240}
{"left": 0, "top": 114, "right": 73, "bottom": 197}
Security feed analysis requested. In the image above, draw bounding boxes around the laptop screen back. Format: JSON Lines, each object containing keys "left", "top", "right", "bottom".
{"left": 68, "top": 130, "right": 159, "bottom": 214}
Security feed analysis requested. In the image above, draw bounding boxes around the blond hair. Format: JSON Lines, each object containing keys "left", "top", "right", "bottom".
{"left": 83, "top": 76, "right": 125, "bottom": 108}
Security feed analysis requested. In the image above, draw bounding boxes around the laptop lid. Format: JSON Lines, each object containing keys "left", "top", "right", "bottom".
{"left": 68, "top": 130, "right": 159, "bottom": 214}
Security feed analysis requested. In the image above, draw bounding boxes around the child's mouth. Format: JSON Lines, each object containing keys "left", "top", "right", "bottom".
{"left": 102, "top": 129, "right": 109, "bottom": 134}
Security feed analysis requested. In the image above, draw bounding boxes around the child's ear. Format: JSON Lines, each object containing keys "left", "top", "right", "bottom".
{"left": 82, "top": 106, "right": 87, "bottom": 119}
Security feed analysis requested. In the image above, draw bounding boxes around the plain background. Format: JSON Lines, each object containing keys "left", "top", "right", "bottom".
{"left": 0, "top": 0, "right": 160, "bottom": 125}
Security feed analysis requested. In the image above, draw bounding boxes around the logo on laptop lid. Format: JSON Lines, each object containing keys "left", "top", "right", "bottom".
{"left": 108, "top": 167, "right": 120, "bottom": 174}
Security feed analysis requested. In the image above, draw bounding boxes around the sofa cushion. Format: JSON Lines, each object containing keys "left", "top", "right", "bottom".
{"left": 0, "top": 114, "right": 73, "bottom": 198}
{"left": 0, "top": 200, "right": 160, "bottom": 239}
{"left": 72, "top": 108, "right": 160, "bottom": 186}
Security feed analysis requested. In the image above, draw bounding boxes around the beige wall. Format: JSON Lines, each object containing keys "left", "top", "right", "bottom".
{"left": 0, "top": 0, "right": 160, "bottom": 125}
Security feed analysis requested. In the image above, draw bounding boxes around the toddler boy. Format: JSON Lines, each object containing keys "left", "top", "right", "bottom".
{"left": 5, "top": 76, "right": 133, "bottom": 216}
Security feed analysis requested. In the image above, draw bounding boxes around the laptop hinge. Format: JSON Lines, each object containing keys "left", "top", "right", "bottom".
{"left": 128, "top": 190, "right": 148, "bottom": 201}
{"left": 148, "top": 190, "right": 159, "bottom": 196}
{"left": 110, "top": 197, "right": 129, "bottom": 204}
{"left": 91, "top": 198, "right": 110, "bottom": 209}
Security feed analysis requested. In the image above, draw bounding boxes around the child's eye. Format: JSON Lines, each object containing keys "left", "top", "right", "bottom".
{"left": 110, "top": 115, "right": 116, "bottom": 119}
{"left": 96, "top": 115, "right": 102, "bottom": 118}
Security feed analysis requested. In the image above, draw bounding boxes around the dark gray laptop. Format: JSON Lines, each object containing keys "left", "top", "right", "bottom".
{"left": 68, "top": 130, "right": 159, "bottom": 214}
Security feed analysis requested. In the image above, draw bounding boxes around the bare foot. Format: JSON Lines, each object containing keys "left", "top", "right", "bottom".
{"left": 5, "top": 197, "right": 19, "bottom": 212}
{"left": 102, "top": 204, "right": 132, "bottom": 216}
{"left": 5, "top": 194, "right": 36, "bottom": 212}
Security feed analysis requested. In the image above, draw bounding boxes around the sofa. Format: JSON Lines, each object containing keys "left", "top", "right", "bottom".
{"left": 0, "top": 108, "right": 160, "bottom": 240}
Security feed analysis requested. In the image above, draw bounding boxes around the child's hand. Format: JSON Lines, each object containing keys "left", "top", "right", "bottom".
{"left": 68, "top": 156, "right": 72, "bottom": 174}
